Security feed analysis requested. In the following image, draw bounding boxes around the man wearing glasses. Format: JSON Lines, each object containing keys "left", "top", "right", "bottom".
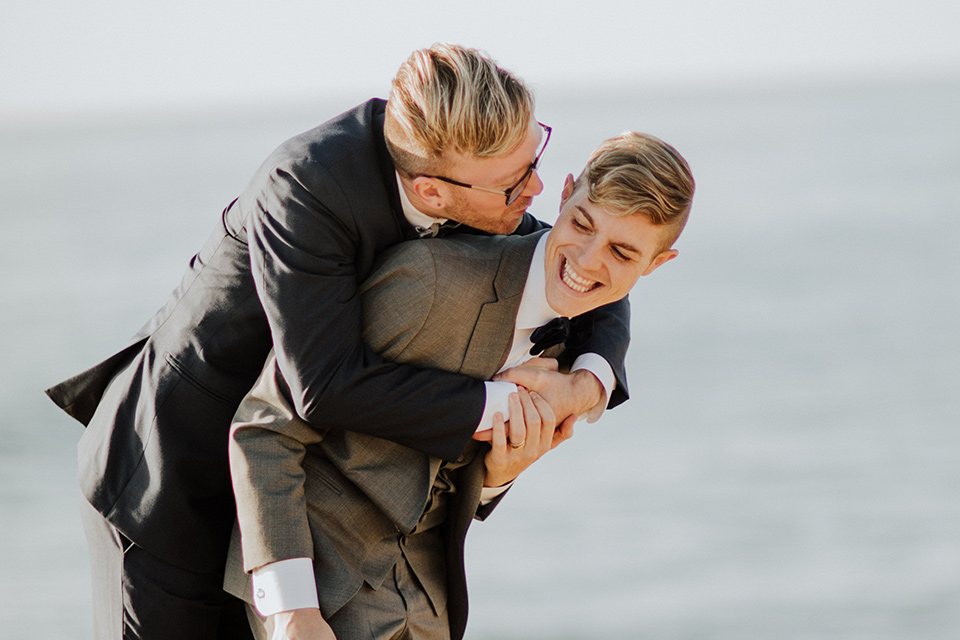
{"left": 424, "top": 120, "right": 548, "bottom": 197}
{"left": 47, "top": 44, "right": 629, "bottom": 639}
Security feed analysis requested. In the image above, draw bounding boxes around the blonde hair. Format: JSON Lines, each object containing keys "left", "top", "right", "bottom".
{"left": 384, "top": 43, "right": 535, "bottom": 177}
{"left": 575, "top": 132, "right": 695, "bottom": 248}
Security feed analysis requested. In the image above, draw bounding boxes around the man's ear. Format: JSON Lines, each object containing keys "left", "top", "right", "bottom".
{"left": 560, "top": 174, "right": 576, "bottom": 208}
{"left": 409, "top": 176, "right": 446, "bottom": 212}
{"left": 641, "top": 249, "right": 679, "bottom": 276}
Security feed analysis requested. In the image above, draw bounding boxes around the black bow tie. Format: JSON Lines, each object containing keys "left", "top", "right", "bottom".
{"left": 529, "top": 315, "right": 594, "bottom": 356}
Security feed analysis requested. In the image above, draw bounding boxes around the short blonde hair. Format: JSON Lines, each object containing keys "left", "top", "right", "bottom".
{"left": 384, "top": 43, "right": 535, "bottom": 177}
{"left": 575, "top": 132, "right": 695, "bottom": 249}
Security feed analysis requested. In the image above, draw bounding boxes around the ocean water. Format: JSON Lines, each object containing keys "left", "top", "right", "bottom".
{"left": 1, "top": 75, "right": 958, "bottom": 639}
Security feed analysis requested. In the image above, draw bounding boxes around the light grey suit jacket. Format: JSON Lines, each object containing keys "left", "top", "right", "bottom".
{"left": 224, "top": 229, "right": 553, "bottom": 640}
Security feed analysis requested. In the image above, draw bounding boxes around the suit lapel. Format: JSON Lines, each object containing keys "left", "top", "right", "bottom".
{"left": 338, "top": 230, "right": 546, "bottom": 531}
{"left": 460, "top": 230, "right": 546, "bottom": 380}
{"left": 425, "top": 230, "right": 542, "bottom": 526}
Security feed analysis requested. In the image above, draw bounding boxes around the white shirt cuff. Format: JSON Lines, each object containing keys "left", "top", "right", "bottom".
{"left": 251, "top": 557, "right": 319, "bottom": 617}
{"left": 570, "top": 353, "right": 615, "bottom": 423}
{"left": 479, "top": 481, "right": 513, "bottom": 505}
{"left": 478, "top": 380, "right": 519, "bottom": 432}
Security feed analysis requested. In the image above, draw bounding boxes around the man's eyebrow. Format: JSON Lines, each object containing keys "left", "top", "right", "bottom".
{"left": 495, "top": 161, "right": 533, "bottom": 187}
{"left": 575, "top": 205, "right": 594, "bottom": 225}
{"left": 575, "top": 206, "right": 643, "bottom": 256}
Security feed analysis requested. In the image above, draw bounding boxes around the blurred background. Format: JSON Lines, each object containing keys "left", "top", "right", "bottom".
{"left": 2, "top": 1, "right": 958, "bottom": 638}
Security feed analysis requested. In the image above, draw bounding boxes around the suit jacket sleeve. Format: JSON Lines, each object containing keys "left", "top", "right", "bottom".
{"left": 573, "top": 296, "right": 631, "bottom": 408}
{"left": 229, "top": 356, "right": 327, "bottom": 571}
{"left": 232, "top": 242, "right": 442, "bottom": 571}
{"left": 246, "top": 163, "right": 486, "bottom": 463}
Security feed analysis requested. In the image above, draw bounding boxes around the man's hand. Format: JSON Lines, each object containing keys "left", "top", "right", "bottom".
{"left": 270, "top": 608, "right": 336, "bottom": 640}
{"left": 494, "top": 361, "right": 605, "bottom": 430}
{"left": 483, "top": 388, "right": 572, "bottom": 488}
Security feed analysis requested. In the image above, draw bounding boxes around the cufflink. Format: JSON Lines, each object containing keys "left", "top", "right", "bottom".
{"left": 256, "top": 588, "right": 265, "bottom": 600}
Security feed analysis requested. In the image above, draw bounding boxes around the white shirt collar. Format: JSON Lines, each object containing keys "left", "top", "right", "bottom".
{"left": 395, "top": 172, "right": 448, "bottom": 231}
{"left": 515, "top": 233, "right": 559, "bottom": 330}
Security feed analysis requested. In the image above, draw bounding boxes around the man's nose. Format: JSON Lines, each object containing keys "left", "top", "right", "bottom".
{"left": 523, "top": 169, "right": 544, "bottom": 197}
{"left": 575, "top": 237, "right": 605, "bottom": 271}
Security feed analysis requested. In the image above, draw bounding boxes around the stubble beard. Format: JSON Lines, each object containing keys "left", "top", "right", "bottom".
{"left": 444, "top": 191, "right": 530, "bottom": 235}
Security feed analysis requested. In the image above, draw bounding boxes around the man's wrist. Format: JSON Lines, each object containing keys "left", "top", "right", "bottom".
{"left": 573, "top": 369, "right": 604, "bottom": 413}
{"left": 272, "top": 608, "right": 331, "bottom": 640}
{"left": 570, "top": 353, "right": 614, "bottom": 421}
{"left": 483, "top": 470, "right": 517, "bottom": 490}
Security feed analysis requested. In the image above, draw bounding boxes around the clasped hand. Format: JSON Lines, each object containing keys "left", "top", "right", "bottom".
{"left": 482, "top": 385, "right": 572, "bottom": 488}
{"left": 496, "top": 358, "right": 604, "bottom": 429}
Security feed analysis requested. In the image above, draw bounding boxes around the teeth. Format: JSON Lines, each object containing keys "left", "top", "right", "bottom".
{"left": 562, "top": 259, "right": 596, "bottom": 293}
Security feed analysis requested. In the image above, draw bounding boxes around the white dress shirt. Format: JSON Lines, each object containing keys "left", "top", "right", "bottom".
{"left": 249, "top": 177, "right": 616, "bottom": 616}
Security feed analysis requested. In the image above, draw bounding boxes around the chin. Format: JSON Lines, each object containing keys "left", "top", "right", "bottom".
{"left": 547, "top": 292, "right": 590, "bottom": 319}
{"left": 503, "top": 217, "right": 524, "bottom": 234}
{"left": 564, "top": 302, "right": 594, "bottom": 318}
{"left": 484, "top": 216, "right": 523, "bottom": 235}
{"left": 505, "top": 202, "right": 530, "bottom": 228}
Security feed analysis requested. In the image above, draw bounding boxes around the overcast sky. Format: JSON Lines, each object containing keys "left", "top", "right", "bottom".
{"left": 2, "top": 0, "right": 959, "bottom": 121}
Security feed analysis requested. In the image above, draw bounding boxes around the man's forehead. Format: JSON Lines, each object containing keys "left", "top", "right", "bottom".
{"left": 445, "top": 121, "right": 541, "bottom": 181}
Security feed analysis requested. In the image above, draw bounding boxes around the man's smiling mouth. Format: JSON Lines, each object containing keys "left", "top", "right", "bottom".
{"left": 561, "top": 257, "right": 599, "bottom": 293}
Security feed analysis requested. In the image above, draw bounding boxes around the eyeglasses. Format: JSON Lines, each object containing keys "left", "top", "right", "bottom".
{"left": 424, "top": 123, "right": 552, "bottom": 206}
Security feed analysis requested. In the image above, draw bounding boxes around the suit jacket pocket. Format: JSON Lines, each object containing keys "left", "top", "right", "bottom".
{"left": 303, "top": 457, "right": 344, "bottom": 496}
{"left": 164, "top": 353, "right": 234, "bottom": 405}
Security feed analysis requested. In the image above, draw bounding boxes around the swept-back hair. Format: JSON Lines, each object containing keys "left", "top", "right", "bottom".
{"left": 384, "top": 43, "right": 535, "bottom": 177}
{"left": 575, "top": 132, "right": 695, "bottom": 248}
